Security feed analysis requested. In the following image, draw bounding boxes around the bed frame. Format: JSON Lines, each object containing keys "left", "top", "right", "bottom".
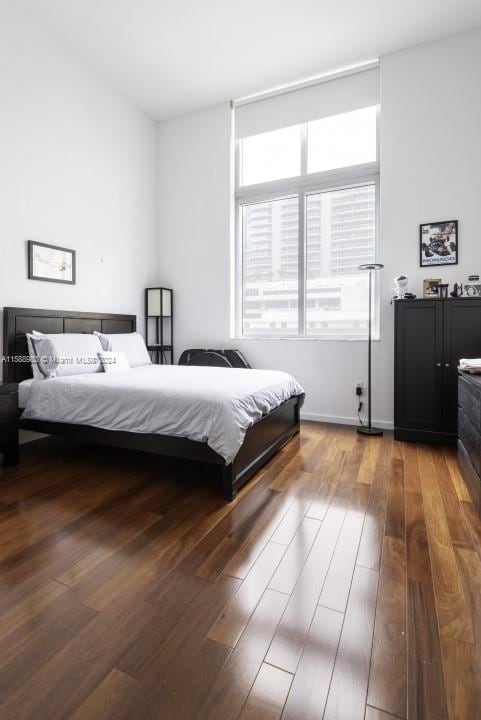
{"left": 3, "top": 307, "right": 303, "bottom": 499}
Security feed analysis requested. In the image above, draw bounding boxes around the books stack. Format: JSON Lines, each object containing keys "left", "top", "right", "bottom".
{"left": 459, "top": 358, "right": 481, "bottom": 374}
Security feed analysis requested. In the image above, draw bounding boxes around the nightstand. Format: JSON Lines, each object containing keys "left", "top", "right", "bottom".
{"left": 0, "top": 383, "right": 19, "bottom": 466}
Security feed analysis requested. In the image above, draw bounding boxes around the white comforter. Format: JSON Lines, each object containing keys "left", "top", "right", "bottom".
{"left": 22, "top": 365, "right": 304, "bottom": 463}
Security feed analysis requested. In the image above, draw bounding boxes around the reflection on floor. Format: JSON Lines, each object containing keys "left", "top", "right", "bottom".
{"left": 0, "top": 422, "right": 479, "bottom": 719}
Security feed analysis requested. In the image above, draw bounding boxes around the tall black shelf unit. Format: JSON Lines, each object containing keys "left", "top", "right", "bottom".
{"left": 145, "top": 287, "right": 173, "bottom": 364}
{"left": 394, "top": 297, "right": 481, "bottom": 444}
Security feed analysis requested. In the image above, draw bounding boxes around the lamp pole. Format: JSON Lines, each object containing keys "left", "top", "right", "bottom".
{"left": 357, "top": 263, "right": 384, "bottom": 437}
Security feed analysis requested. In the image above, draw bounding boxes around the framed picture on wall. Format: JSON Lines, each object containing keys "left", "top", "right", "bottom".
{"left": 28, "top": 241, "right": 76, "bottom": 284}
{"left": 420, "top": 220, "right": 458, "bottom": 267}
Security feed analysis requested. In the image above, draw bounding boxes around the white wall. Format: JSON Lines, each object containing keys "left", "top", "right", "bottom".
{"left": 158, "top": 27, "right": 481, "bottom": 427}
{"left": 381, "top": 27, "right": 481, "bottom": 298}
{"left": 0, "top": 0, "right": 158, "bottom": 352}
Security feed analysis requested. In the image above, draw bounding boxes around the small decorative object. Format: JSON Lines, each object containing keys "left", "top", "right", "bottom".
{"left": 357, "top": 263, "right": 384, "bottom": 437}
{"left": 420, "top": 220, "right": 458, "bottom": 267}
{"left": 390, "top": 275, "right": 416, "bottom": 302}
{"left": 465, "top": 283, "right": 481, "bottom": 297}
{"left": 393, "top": 275, "right": 409, "bottom": 298}
{"left": 28, "top": 240, "right": 76, "bottom": 284}
{"left": 145, "top": 287, "right": 173, "bottom": 364}
{"left": 423, "top": 278, "right": 442, "bottom": 298}
{"left": 437, "top": 283, "right": 449, "bottom": 299}
{"left": 450, "top": 282, "right": 464, "bottom": 297}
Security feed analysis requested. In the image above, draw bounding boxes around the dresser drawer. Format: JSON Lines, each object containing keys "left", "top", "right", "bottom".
{"left": 458, "top": 375, "right": 481, "bottom": 430}
{"left": 458, "top": 406, "right": 481, "bottom": 475}
{"left": 458, "top": 439, "right": 481, "bottom": 513}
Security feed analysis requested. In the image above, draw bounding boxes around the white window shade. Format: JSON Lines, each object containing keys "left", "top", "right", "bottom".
{"left": 235, "top": 66, "right": 380, "bottom": 140}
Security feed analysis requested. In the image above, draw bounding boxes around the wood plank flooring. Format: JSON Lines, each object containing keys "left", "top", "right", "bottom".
{"left": 0, "top": 423, "right": 481, "bottom": 719}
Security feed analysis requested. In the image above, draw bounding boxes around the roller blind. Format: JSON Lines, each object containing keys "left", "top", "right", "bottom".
{"left": 235, "top": 65, "right": 380, "bottom": 140}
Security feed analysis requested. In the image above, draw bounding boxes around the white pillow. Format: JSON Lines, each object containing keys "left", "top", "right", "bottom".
{"left": 98, "top": 350, "right": 130, "bottom": 373}
{"left": 30, "top": 332, "right": 104, "bottom": 377}
{"left": 94, "top": 332, "right": 151, "bottom": 368}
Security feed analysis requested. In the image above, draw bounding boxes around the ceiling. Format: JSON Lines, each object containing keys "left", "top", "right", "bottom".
{"left": 11, "top": 0, "right": 481, "bottom": 121}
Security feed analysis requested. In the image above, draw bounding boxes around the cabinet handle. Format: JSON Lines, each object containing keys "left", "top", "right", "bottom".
{"left": 445, "top": 362, "right": 450, "bottom": 367}
{"left": 436, "top": 363, "right": 441, "bottom": 367}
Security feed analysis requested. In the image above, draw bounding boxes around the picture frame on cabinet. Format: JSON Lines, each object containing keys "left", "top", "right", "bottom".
{"left": 465, "top": 283, "right": 481, "bottom": 298}
{"left": 423, "top": 278, "right": 442, "bottom": 298}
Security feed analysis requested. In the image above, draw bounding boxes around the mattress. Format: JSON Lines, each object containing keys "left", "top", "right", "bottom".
{"left": 19, "top": 378, "right": 35, "bottom": 408}
{"left": 21, "top": 364, "right": 304, "bottom": 463}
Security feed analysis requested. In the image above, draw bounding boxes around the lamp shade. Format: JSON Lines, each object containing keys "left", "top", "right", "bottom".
{"left": 162, "top": 288, "right": 172, "bottom": 317}
{"left": 358, "top": 263, "right": 384, "bottom": 271}
{"left": 147, "top": 288, "right": 161, "bottom": 317}
{"left": 147, "top": 287, "right": 172, "bottom": 317}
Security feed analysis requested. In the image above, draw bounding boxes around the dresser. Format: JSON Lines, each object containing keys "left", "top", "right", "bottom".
{"left": 0, "top": 383, "right": 19, "bottom": 466}
{"left": 458, "top": 371, "right": 481, "bottom": 515}
{"left": 394, "top": 297, "right": 481, "bottom": 444}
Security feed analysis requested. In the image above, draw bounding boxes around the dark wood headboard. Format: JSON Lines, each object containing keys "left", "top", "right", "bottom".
{"left": 3, "top": 307, "right": 136, "bottom": 384}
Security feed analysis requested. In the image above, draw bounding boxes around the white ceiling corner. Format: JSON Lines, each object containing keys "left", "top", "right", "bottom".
{"left": 11, "top": 0, "right": 481, "bottom": 121}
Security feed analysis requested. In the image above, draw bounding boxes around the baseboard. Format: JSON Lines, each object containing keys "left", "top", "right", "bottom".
{"left": 300, "top": 411, "right": 394, "bottom": 430}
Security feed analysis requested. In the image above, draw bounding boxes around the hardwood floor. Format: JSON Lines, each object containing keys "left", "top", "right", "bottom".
{"left": 0, "top": 422, "right": 480, "bottom": 719}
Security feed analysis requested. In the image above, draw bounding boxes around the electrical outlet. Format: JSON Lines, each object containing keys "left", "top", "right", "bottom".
{"left": 356, "top": 383, "right": 363, "bottom": 396}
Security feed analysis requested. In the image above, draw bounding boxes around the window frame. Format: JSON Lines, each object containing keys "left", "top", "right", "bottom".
{"left": 234, "top": 109, "right": 380, "bottom": 341}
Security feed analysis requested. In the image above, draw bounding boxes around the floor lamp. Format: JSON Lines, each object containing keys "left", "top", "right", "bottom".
{"left": 357, "top": 263, "right": 384, "bottom": 436}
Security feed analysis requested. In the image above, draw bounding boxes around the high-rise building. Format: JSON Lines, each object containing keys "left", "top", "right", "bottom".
{"left": 242, "top": 184, "right": 375, "bottom": 335}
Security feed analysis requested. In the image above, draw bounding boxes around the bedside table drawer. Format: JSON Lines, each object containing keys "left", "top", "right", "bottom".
{"left": 0, "top": 390, "right": 19, "bottom": 463}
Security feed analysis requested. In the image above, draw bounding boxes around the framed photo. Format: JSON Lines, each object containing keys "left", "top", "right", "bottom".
{"left": 465, "top": 283, "right": 481, "bottom": 298}
{"left": 423, "top": 278, "right": 442, "bottom": 298}
{"left": 420, "top": 220, "right": 458, "bottom": 267}
{"left": 28, "top": 241, "right": 76, "bottom": 284}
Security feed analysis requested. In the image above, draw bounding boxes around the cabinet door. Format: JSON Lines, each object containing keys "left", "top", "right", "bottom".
{"left": 395, "top": 301, "right": 443, "bottom": 430}
{"left": 443, "top": 298, "right": 481, "bottom": 432}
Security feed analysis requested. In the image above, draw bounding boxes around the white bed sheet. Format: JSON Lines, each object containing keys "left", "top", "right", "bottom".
{"left": 19, "top": 378, "right": 35, "bottom": 408}
{"left": 21, "top": 365, "right": 304, "bottom": 463}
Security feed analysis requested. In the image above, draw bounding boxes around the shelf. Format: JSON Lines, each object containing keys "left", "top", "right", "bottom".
{"left": 145, "top": 287, "right": 173, "bottom": 365}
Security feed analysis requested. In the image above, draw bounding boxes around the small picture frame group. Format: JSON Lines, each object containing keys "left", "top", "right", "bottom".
{"left": 420, "top": 220, "right": 458, "bottom": 267}
{"left": 423, "top": 278, "right": 442, "bottom": 298}
{"left": 465, "top": 283, "right": 481, "bottom": 298}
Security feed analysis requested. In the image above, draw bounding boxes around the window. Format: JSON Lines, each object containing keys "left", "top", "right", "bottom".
{"left": 242, "top": 196, "right": 299, "bottom": 336}
{"left": 235, "top": 104, "right": 379, "bottom": 339}
{"left": 305, "top": 184, "right": 376, "bottom": 337}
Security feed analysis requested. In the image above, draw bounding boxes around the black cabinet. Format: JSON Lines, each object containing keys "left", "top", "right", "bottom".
{"left": 394, "top": 298, "right": 481, "bottom": 444}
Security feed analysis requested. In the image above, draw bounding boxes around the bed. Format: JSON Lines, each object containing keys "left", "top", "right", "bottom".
{"left": 3, "top": 307, "right": 304, "bottom": 499}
